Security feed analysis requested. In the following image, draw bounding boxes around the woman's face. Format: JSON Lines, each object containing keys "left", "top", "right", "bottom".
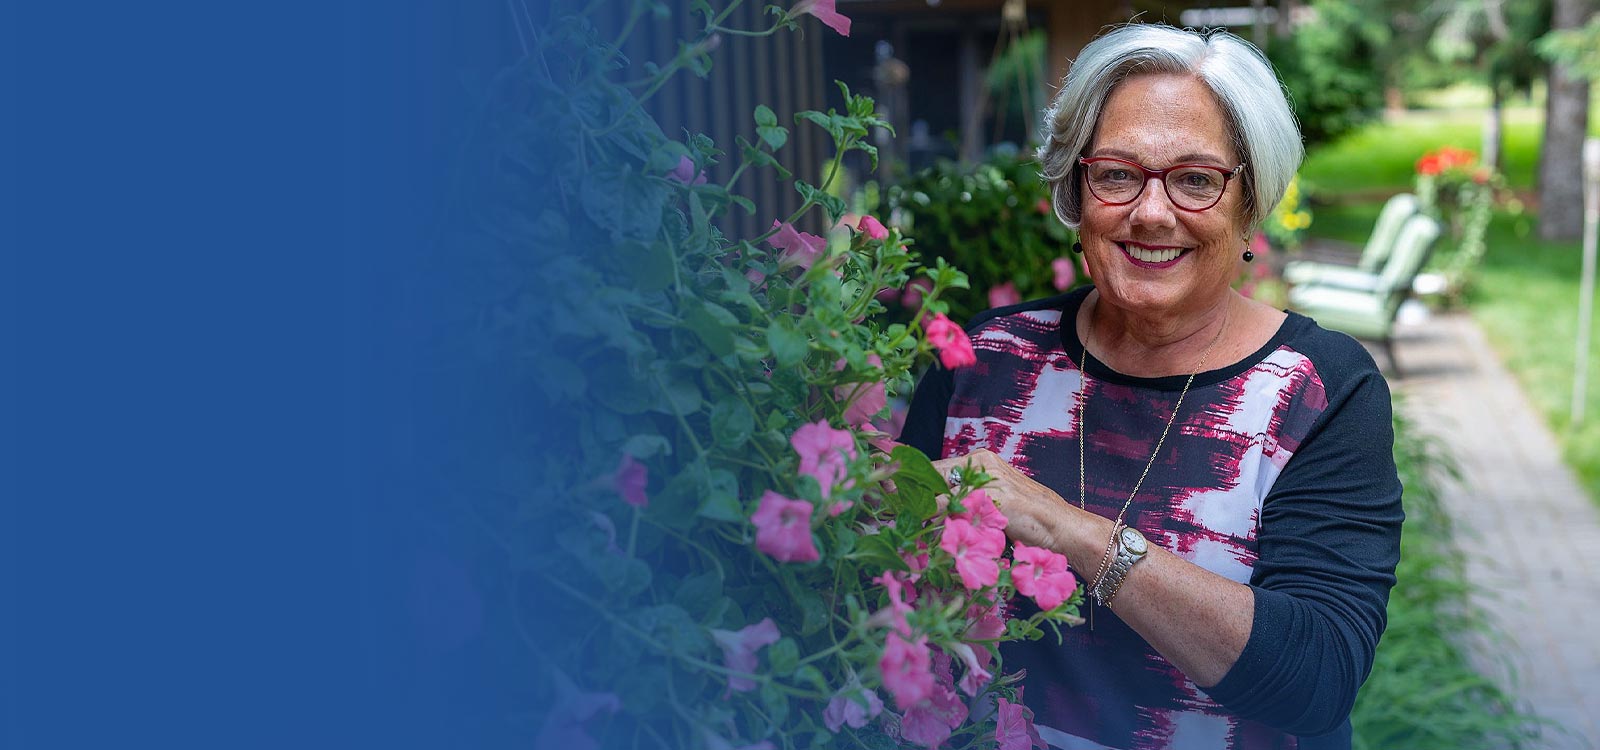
{"left": 1078, "top": 73, "right": 1249, "bottom": 321}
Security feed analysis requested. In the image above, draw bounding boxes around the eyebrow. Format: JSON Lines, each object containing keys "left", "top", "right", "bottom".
{"left": 1088, "top": 148, "right": 1232, "bottom": 167}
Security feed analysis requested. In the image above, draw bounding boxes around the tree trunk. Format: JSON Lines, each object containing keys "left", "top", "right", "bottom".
{"left": 1538, "top": 0, "right": 1595, "bottom": 240}
{"left": 1484, "top": 84, "right": 1503, "bottom": 171}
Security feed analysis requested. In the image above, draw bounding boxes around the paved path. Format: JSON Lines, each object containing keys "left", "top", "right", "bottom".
{"left": 1390, "top": 312, "right": 1600, "bottom": 750}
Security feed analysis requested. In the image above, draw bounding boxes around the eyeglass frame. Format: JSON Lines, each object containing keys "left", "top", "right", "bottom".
{"left": 1077, "top": 156, "right": 1246, "bottom": 212}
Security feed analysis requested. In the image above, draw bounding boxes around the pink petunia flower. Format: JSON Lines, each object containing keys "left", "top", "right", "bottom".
{"left": 1010, "top": 543, "right": 1077, "bottom": 611}
{"left": 833, "top": 354, "right": 887, "bottom": 427}
{"left": 963, "top": 600, "right": 1007, "bottom": 675}
{"left": 924, "top": 313, "right": 977, "bottom": 369}
{"left": 709, "top": 618, "right": 782, "bottom": 693}
{"left": 751, "top": 491, "right": 820, "bottom": 563}
{"left": 822, "top": 687, "right": 884, "bottom": 732}
{"left": 856, "top": 214, "right": 888, "bottom": 240}
{"left": 871, "top": 570, "right": 916, "bottom": 635}
{"left": 791, "top": 419, "right": 858, "bottom": 499}
{"left": 1052, "top": 256, "right": 1077, "bottom": 291}
{"left": 789, "top": 0, "right": 850, "bottom": 36}
{"left": 988, "top": 281, "right": 1022, "bottom": 309}
{"left": 940, "top": 517, "right": 1005, "bottom": 590}
{"left": 950, "top": 489, "right": 1008, "bottom": 536}
{"left": 1036, "top": 197, "right": 1052, "bottom": 215}
{"left": 995, "top": 687, "right": 1048, "bottom": 750}
{"left": 769, "top": 220, "right": 828, "bottom": 271}
{"left": 946, "top": 641, "right": 993, "bottom": 697}
{"left": 667, "top": 155, "right": 708, "bottom": 186}
{"left": 534, "top": 690, "right": 621, "bottom": 750}
{"left": 613, "top": 454, "right": 648, "bottom": 508}
{"left": 880, "top": 630, "right": 934, "bottom": 710}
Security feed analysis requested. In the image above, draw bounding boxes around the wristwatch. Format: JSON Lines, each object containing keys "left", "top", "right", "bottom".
{"left": 1094, "top": 526, "right": 1149, "bottom": 606}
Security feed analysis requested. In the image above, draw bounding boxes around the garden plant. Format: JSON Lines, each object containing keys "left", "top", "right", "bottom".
{"left": 465, "top": 2, "right": 1085, "bottom": 749}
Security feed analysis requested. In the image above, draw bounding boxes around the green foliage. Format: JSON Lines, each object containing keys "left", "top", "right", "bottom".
{"left": 885, "top": 149, "right": 1081, "bottom": 322}
{"left": 1300, "top": 107, "right": 1543, "bottom": 194}
{"left": 1536, "top": 12, "right": 1600, "bottom": 82}
{"left": 1352, "top": 406, "right": 1547, "bottom": 749}
{"left": 1268, "top": 0, "right": 1390, "bottom": 146}
{"left": 443, "top": 3, "right": 1083, "bottom": 748}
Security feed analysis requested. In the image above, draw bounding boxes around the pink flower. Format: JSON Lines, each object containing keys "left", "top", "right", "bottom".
{"left": 859, "top": 422, "right": 901, "bottom": 454}
{"left": 900, "top": 278, "right": 931, "bottom": 310}
{"left": 613, "top": 454, "right": 648, "bottom": 508}
{"left": 667, "top": 155, "right": 707, "bottom": 186}
{"left": 1035, "top": 197, "right": 1051, "bottom": 215}
{"left": 995, "top": 688, "right": 1047, "bottom": 750}
{"left": 534, "top": 690, "right": 620, "bottom": 750}
{"left": 950, "top": 489, "right": 1007, "bottom": 536}
{"left": 856, "top": 214, "right": 888, "bottom": 240}
{"left": 899, "top": 651, "right": 969, "bottom": 747}
{"left": 1010, "top": 543, "right": 1077, "bottom": 611}
{"left": 963, "top": 600, "right": 1007, "bottom": 676}
{"left": 872, "top": 570, "right": 916, "bottom": 635}
{"left": 988, "top": 281, "right": 1021, "bottom": 309}
{"left": 710, "top": 618, "right": 782, "bottom": 692}
{"left": 948, "top": 642, "right": 993, "bottom": 696}
{"left": 1051, "top": 256, "right": 1077, "bottom": 290}
{"left": 791, "top": 419, "right": 858, "bottom": 499}
{"left": 822, "top": 688, "right": 884, "bottom": 732}
{"left": 751, "top": 490, "right": 820, "bottom": 563}
{"left": 586, "top": 511, "right": 624, "bottom": 557}
{"left": 833, "top": 354, "right": 887, "bottom": 427}
{"left": 789, "top": 0, "right": 850, "bottom": 36}
{"left": 924, "top": 313, "right": 977, "bottom": 369}
{"left": 940, "top": 517, "right": 1004, "bottom": 590}
{"left": 769, "top": 220, "right": 828, "bottom": 271}
{"left": 880, "top": 630, "right": 934, "bottom": 709}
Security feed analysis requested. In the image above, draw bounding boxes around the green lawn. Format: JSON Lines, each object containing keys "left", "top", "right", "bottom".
{"left": 1300, "top": 107, "right": 1543, "bottom": 195}
{"left": 1300, "top": 108, "right": 1600, "bottom": 507}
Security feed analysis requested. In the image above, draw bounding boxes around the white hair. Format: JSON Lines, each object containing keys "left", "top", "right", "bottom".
{"left": 1036, "top": 24, "right": 1303, "bottom": 229}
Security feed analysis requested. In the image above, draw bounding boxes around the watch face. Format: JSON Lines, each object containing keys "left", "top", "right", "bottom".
{"left": 1120, "top": 528, "right": 1147, "bottom": 554}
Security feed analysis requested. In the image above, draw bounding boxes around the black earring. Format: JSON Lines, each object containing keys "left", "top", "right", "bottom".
{"left": 1072, "top": 241, "right": 1083, "bottom": 254}
{"left": 1242, "top": 249, "right": 1255, "bottom": 263}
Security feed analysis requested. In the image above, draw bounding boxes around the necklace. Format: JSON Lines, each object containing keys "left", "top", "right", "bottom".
{"left": 1075, "top": 296, "right": 1229, "bottom": 621}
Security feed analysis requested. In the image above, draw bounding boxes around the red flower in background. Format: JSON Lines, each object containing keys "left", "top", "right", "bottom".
{"left": 789, "top": 0, "right": 850, "bottom": 36}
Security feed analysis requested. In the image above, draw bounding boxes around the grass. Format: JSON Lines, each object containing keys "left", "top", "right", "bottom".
{"left": 1300, "top": 107, "right": 1544, "bottom": 195}
{"left": 1351, "top": 409, "right": 1545, "bottom": 749}
{"left": 1300, "top": 100, "right": 1583, "bottom": 747}
{"left": 1301, "top": 115, "right": 1600, "bottom": 507}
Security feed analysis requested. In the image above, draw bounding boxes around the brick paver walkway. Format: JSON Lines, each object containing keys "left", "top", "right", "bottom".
{"left": 1390, "top": 312, "right": 1600, "bottom": 750}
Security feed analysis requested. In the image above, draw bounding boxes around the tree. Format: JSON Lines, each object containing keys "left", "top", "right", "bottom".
{"left": 1431, "top": 0, "right": 1551, "bottom": 170}
{"left": 1535, "top": 0, "right": 1595, "bottom": 240}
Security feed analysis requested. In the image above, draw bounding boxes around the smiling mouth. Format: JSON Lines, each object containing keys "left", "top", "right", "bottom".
{"left": 1117, "top": 242, "right": 1189, "bottom": 264}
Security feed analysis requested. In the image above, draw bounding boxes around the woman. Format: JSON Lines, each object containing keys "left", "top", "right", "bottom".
{"left": 899, "top": 24, "right": 1401, "bottom": 750}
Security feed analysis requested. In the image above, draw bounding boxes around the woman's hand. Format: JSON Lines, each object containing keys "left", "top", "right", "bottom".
{"left": 931, "top": 448, "right": 1070, "bottom": 550}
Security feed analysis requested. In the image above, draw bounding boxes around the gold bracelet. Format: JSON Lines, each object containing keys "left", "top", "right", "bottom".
{"left": 1086, "top": 521, "right": 1123, "bottom": 601}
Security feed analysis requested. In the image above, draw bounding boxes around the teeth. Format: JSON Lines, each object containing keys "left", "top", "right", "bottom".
{"left": 1123, "top": 244, "right": 1182, "bottom": 263}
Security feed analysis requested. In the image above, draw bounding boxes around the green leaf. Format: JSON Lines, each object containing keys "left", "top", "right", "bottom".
{"left": 710, "top": 399, "right": 755, "bottom": 448}
{"left": 796, "top": 589, "right": 827, "bottom": 636}
{"left": 794, "top": 665, "right": 828, "bottom": 694}
{"left": 766, "top": 318, "right": 808, "bottom": 367}
{"left": 754, "top": 104, "right": 778, "bottom": 127}
{"left": 653, "top": 366, "right": 704, "bottom": 416}
{"left": 852, "top": 533, "right": 909, "bottom": 572}
{"left": 621, "top": 433, "right": 671, "bottom": 459}
{"left": 673, "top": 569, "right": 725, "bottom": 615}
{"left": 768, "top": 637, "right": 799, "bottom": 675}
{"left": 618, "top": 240, "right": 676, "bottom": 294}
{"left": 730, "top": 195, "right": 756, "bottom": 215}
{"left": 697, "top": 468, "right": 742, "bottom": 522}
{"left": 682, "top": 299, "right": 735, "bottom": 356}
{"left": 759, "top": 680, "right": 790, "bottom": 725}
{"left": 889, "top": 445, "right": 944, "bottom": 525}
{"left": 795, "top": 181, "right": 848, "bottom": 225}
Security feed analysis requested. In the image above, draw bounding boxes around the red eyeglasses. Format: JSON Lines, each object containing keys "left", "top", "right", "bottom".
{"left": 1078, "top": 157, "right": 1245, "bottom": 212}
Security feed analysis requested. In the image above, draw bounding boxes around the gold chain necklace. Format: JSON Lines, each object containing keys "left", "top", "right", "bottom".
{"left": 1075, "top": 296, "right": 1229, "bottom": 555}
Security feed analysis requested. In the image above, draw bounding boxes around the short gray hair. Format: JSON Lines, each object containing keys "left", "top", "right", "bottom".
{"left": 1036, "top": 24, "right": 1303, "bottom": 229}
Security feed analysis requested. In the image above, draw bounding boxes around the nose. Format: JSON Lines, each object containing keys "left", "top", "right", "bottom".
{"left": 1128, "top": 175, "right": 1179, "bottom": 229}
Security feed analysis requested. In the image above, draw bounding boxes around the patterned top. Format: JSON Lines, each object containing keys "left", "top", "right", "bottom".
{"left": 900, "top": 288, "right": 1402, "bottom": 750}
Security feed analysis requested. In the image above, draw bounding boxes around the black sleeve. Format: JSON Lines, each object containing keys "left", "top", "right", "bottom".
{"left": 1204, "top": 339, "right": 1404, "bottom": 739}
{"left": 898, "top": 362, "right": 955, "bottom": 460}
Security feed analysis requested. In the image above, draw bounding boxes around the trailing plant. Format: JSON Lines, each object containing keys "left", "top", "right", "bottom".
{"left": 1413, "top": 145, "right": 1518, "bottom": 301}
{"left": 440, "top": 3, "right": 1084, "bottom": 749}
